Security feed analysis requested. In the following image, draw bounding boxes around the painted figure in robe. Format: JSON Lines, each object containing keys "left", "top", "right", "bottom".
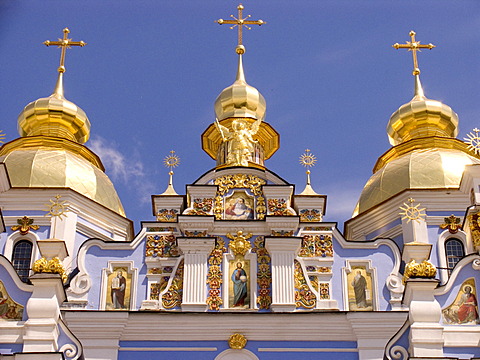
{"left": 352, "top": 270, "right": 367, "bottom": 308}
{"left": 231, "top": 262, "right": 248, "bottom": 307}
{"left": 111, "top": 271, "right": 126, "bottom": 309}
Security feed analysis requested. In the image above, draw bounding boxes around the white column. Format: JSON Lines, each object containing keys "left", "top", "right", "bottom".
{"left": 265, "top": 237, "right": 301, "bottom": 312}
{"left": 403, "top": 279, "right": 444, "bottom": 358}
{"left": 178, "top": 238, "right": 215, "bottom": 311}
{"left": 23, "top": 273, "right": 66, "bottom": 352}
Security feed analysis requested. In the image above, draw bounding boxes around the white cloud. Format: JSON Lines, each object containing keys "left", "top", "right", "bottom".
{"left": 89, "top": 135, "right": 155, "bottom": 205}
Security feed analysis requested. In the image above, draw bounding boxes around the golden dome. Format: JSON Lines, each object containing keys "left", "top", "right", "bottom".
{"left": 387, "top": 75, "right": 458, "bottom": 146}
{"left": 18, "top": 73, "right": 90, "bottom": 144}
{"left": 214, "top": 50, "right": 266, "bottom": 122}
{"left": 353, "top": 145, "right": 480, "bottom": 216}
{"left": 0, "top": 137, "right": 125, "bottom": 216}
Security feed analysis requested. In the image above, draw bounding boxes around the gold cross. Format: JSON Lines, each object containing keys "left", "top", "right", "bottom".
{"left": 393, "top": 31, "right": 435, "bottom": 75}
{"left": 215, "top": 4, "right": 265, "bottom": 54}
{"left": 44, "top": 28, "right": 86, "bottom": 73}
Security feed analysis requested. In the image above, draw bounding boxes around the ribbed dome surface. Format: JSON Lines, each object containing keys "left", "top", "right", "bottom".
{"left": 1, "top": 147, "right": 125, "bottom": 216}
{"left": 353, "top": 148, "right": 480, "bottom": 216}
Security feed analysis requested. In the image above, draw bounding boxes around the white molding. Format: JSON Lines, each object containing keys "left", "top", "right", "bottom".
{"left": 433, "top": 254, "right": 480, "bottom": 296}
{"left": 0, "top": 256, "right": 34, "bottom": 293}
{"left": 5, "top": 231, "right": 41, "bottom": 278}
{"left": 437, "top": 229, "right": 469, "bottom": 284}
{"left": 215, "top": 349, "right": 259, "bottom": 360}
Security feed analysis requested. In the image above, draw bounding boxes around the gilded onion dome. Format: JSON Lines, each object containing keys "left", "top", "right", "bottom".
{"left": 214, "top": 47, "right": 266, "bottom": 122}
{"left": 353, "top": 49, "right": 480, "bottom": 217}
{"left": 0, "top": 29, "right": 125, "bottom": 216}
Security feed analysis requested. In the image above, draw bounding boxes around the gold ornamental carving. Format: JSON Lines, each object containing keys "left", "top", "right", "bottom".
{"left": 162, "top": 260, "right": 184, "bottom": 309}
{"left": 227, "top": 231, "right": 252, "bottom": 256}
{"left": 464, "top": 128, "right": 480, "bottom": 156}
{"left": 294, "top": 260, "right": 316, "bottom": 309}
{"left": 403, "top": 259, "right": 437, "bottom": 283}
{"left": 206, "top": 238, "right": 227, "bottom": 310}
{"left": 11, "top": 216, "right": 40, "bottom": 235}
{"left": 440, "top": 214, "right": 462, "bottom": 234}
{"left": 32, "top": 257, "right": 67, "bottom": 283}
{"left": 228, "top": 333, "right": 247, "bottom": 350}
{"left": 399, "top": 198, "right": 426, "bottom": 224}
{"left": 468, "top": 212, "right": 480, "bottom": 247}
{"left": 213, "top": 174, "right": 266, "bottom": 220}
{"left": 252, "top": 236, "right": 271, "bottom": 309}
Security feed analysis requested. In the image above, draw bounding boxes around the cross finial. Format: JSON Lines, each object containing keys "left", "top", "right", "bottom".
{"left": 393, "top": 30, "right": 435, "bottom": 75}
{"left": 215, "top": 4, "right": 265, "bottom": 54}
{"left": 44, "top": 28, "right": 86, "bottom": 74}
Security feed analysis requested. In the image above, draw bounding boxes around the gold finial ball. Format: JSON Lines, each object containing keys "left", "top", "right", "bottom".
{"left": 409, "top": 30, "right": 416, "bottom": 36}
{"left": 237, "top": 4, "right": 244, "bottom": 10}
{"left": 63, "top": 28, "right": 70, "bottom": 34}
{"left": 58, "top": 66, "right": 66, "bottom": 73}
{"left": 217, "top": 18, "right": 224, "bottom": 24}
{"left": 257, "top": 20, "right": 264, "bottom": 25}
{"left": 412, "top": 68, "right": 420, "bottom": 75}
{"left": 236, "top": 45, "right": 245, "bottom": 55}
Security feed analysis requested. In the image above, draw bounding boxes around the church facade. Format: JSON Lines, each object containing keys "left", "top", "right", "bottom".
{"left": 1, "top": 7, "right": 480, "bottom": 360}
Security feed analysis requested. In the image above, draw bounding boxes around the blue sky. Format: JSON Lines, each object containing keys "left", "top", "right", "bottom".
{"left": 0, "top": 1, "right": 479, "bottom": 233}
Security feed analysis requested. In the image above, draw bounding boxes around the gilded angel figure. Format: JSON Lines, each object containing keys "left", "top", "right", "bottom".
{"left": 215, "top": 118, "right": 262, "bottom": 166}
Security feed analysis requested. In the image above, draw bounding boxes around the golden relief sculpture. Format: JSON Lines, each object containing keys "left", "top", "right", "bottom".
{"left": 228, "top": 333, "right": 247, "bottom": 350}
{"left": 215, "top": 118, "right": 262, "bottom": 167}
{"left": 162, "top": 260, "right": 184, "bottom": 309}
{"left": 440, "top": 214, "right": 462, "bottom": 234}
{"left": 468, "top": 212, "right": 480, "bottom": 247}
{"left": 403, "top": 259, "right": 437, "bottom": 283}
{"left": 252, "top": 236, "right": 271, "bottom": 310}
{"left": 227, "top": 231, "right": 253, "bottom": 256}
{"left": 206, "top": 238, "right": 227, "bottom": 311}
{"left": 32, "top": 257, "right": 67, "bottom": 283}
{"left": 11, "top": 216, "right": 40, "bottom": 235}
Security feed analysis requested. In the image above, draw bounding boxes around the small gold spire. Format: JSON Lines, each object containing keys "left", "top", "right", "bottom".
{"left": 299, "top": 149, "right": 319, "bottom": 195}
{"left": 393, "top": 30, "right": 435, "bottom": 76}
{"left": 215, "top": 4, "right": 265, "bottom": 53}
{"left": 161, "top": 150, "right": 180, "bottom": 195}
{"left": 0, "top": 130, "right": 5, "bottom": 144}
{"left": 44, "top": 28, "right": 87, "bottom": 97}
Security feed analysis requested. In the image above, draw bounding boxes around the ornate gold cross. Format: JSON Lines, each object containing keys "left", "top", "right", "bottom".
{"left": 44, "top": 28, "right": 86, "bottom": 73}
{"left": 393, "top": 30, "right": 435, "bottom": 75}
{"left": 215, "top": 4, "right": 265, "bottom": 53}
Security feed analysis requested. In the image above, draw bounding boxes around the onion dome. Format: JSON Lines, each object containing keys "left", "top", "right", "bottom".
{"left": 353, "top": 66, "right": 480, "bottom": 217}
{"left": 0, "top": 29, "right": 125, "bottom": 216}
{"left": 214, "top": 46, "right": 266, "bottom": 122}
{"left": 17, "top": 72, "right": 91, "bottom": 144}
{"left": 386, "top": 75, "right": 458, "bottom": 145}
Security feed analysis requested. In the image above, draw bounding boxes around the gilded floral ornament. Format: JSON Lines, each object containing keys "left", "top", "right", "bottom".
{"left": 227, "top": 231, "right": 252, "bottom": 256}
{"left": 206, "top": 238, "right": 227, "bottom": 310}
{"left": 440, "top": 214, "right": 462, "bottom": 234}
{"left": 156, "top": 209, "right": 178, "bottom": 222}
{"left": 299, "top": 209, "right": 322, "bottom": 222}
{"left": 162, "top": 260, "right": 184, "bottom": 309}
{"left": 294, "top": 260, "right": 316, "bottom": 309}
{"left": 468, "top": 212, "right": 480, "bottom": 247}
{"left": 399, "top": 198, "right": 426, "bottom": 224}
{"left": 145, "top": 234, "right": 179, "bottom": 257}
{"left": 228, "top": 333, "right": 247, "bottom": 350}
{"left": 403, "top": 259, "right": 437, "bottom": 283}
{"left": 11, "top": 216, "right": 40, "bottom": 235}
{"left": 185, "top": 198, "right": 213, "bottom": 215}
{"left": 32, "top": 257, "right": 67, "bottom": 283}
{"left": 267, "top": 198, "right": 295, "bottom": 216}
{"left": 464, "top": 128, "right": 480, "bottom": 155}
{"left": 252, "top": 236, "right": 271, "bottom": 309}
{"left": 299, "top": 234, "right": 333, "bottom": 257}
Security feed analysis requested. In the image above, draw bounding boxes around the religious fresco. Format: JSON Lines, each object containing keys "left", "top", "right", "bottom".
{"left": 443, "top": 278, "right": 479, "bottom": 325}
{"left": 347, "top": 266, "right": 374, "bottom": 311}
{"left": 105, "top": 267, "right": 132, "bottom": 310}
{"left": 224, "top": 191, "right": 255, "bottom": 220}
{"left": 0, "top": 281, "right": 24, "bottom": 320}
{"left": 229, "top": 259, "right": 250, "bottom": 308}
